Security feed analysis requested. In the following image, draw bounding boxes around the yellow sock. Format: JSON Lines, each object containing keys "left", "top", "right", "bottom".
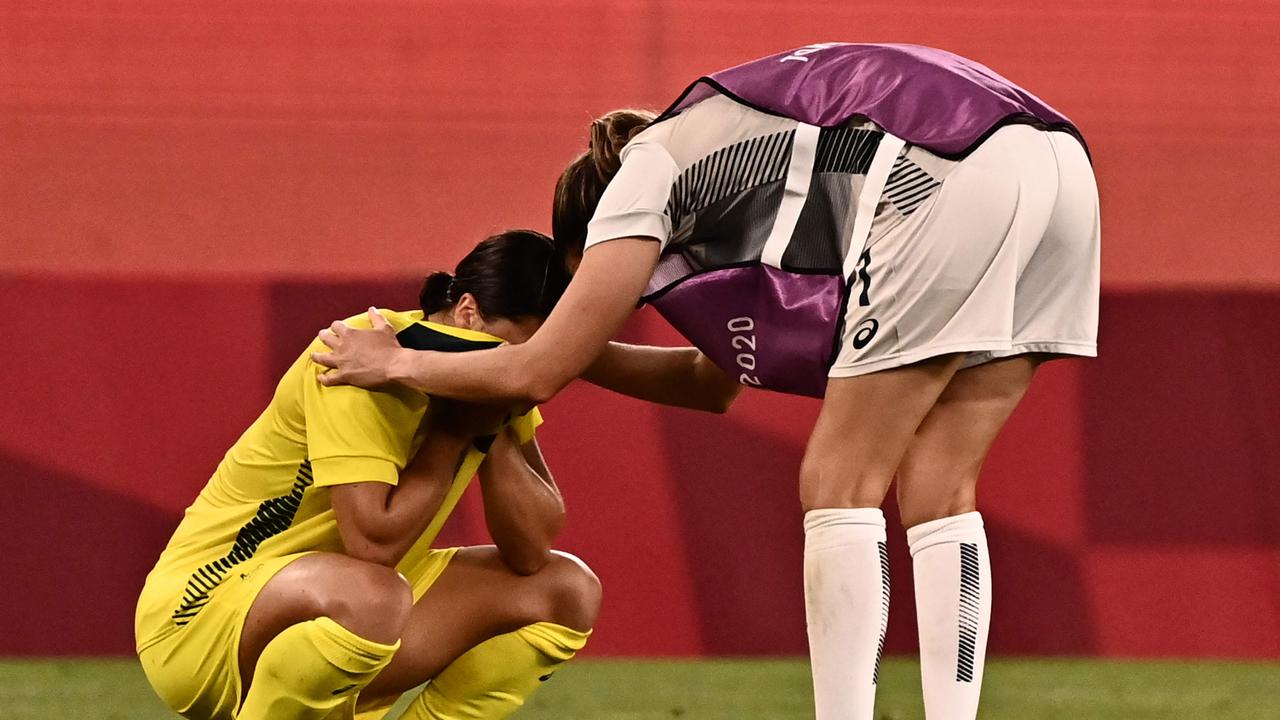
{"left": 237, "top": 616, "right": 400, "bottom": 720}
{"left": 398, "top": 622, "right": 590, "bottom": 720}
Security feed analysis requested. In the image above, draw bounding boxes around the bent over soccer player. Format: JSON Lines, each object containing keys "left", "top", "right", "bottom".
{"left": 135, "top": 230, "right": 598, "bottom": 720}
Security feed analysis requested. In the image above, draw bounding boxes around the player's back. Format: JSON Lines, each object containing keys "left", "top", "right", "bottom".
{"left": 134, "top": 309, "right": 514, "bottom": 653}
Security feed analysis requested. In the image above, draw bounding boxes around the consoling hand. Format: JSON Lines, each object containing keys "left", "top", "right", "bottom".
{"left": 311, "top": 307, "right": 404, "bottom": 388}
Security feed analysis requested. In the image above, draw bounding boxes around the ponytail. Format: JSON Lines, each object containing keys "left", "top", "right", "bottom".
{"left": 587, "top": 109, "right": 653, "bottom": 182}
{"left": 553, "top": 108, "right": 657, "bottom": 257}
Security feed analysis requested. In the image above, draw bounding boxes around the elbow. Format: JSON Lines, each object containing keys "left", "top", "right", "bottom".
{"left": 502, "top": 546, "right": 554, "bottom": 576}
{"left": 343, "top": 536, "right": 402, "bottom": 568}
{"left": 520, "top": 373, "right": 564, "bottom": 406}
{"left": 508, "top": 345, "right": 575, "bottom": 405}
{"left": 523, "top": 383, "right": 556, "bottom": 407}
{"left": 700, "top": 385, "right": 742, "bottom": 414}
{"left": 702, "top": 393, "right": 736, "bottom": 414}
{"left": 691, "top": 355, "right": 742, "bottom": 414}
{"left": 497, "top": 520, "right": 562, "bottom": 576}
{"left": 358, "top": 544, "right": 402, "bottom": 568}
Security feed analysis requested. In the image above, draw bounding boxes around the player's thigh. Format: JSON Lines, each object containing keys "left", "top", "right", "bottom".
{"left": 800, "top": 353, "right": 965, "bottom": 511}
{"left": 360, "top": 546, "right": 600, "bottom": 700}
{"left": 238, "top": 552, "right": 413, "bottom": 689}
{"left": 139, "top": 552, "right": 315, "bottom": 720}
{"left": 896, "top": 355, "right": 1042, "bottom": 527}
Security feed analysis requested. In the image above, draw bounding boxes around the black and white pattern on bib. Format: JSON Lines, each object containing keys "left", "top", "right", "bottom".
{"left": 664, "top": 130, "right": 794, "bottom": 226}
{"left": 884, "top": 155, "right": 941, "bottom": 216}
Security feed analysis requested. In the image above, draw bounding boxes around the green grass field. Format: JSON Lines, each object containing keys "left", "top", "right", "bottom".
{"left": 2, "top": 657, "right": 1277, "bottom": 719}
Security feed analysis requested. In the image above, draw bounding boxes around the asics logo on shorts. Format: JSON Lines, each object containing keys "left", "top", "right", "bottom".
{"left": 852, "top": 319, "right": 879, "bottom": 350}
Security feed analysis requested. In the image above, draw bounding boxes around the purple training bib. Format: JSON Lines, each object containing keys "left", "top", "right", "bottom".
{"left": 660, "top": 42, "right": 1085, "bottom": 158}
{"left": 643, "top": 43, "right": 1084, "bottom": 398}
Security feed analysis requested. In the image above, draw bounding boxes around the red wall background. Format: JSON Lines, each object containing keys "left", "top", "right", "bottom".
{"left": 2, "top": 1, "right": 1278, "bottom": 659}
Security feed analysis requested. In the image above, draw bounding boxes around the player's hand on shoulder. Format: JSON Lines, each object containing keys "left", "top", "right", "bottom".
{"left": 312, "top": 307, "right": 403, "bottom": 388}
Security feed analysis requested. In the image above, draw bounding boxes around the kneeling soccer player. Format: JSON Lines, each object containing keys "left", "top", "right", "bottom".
{"left": 135, "top": 229, "right": 598, "bottom": 720}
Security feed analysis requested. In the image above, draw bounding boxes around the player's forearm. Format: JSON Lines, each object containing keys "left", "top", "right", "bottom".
{"left": 481, "top": 478, "right": 565, "bottom": 576}
{"left": 387, "top": 343, "right": 569, "bottom": 406}
{"left": 337, "top": 433, "right": 471, "bottom": 567}
{"left": 478, "top": 434, "right": 565, "bottom": 575}
{"left": 377, "top": 472, "right": 456, "bottom": 562}
{"left": 386, "top": 241, "right": 659, "bottom": 404}
{"left": 583, "top": 342, "right": 742, "bottom": 413}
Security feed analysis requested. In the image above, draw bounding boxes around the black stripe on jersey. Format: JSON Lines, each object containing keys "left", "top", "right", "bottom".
{"left": 170, "top": 460, "right": 314, "bottom": 627}
{"left": 665, "top": 130, "right": 794, "bottom": 230}
{"left": 813, "top": 127, "right": 882, "bottom": 175}
{"left": 396, "top": 324, "right": 503, "bottom": 353}
{"left": 883, "top": 156, "right": 941, "bottom": 217}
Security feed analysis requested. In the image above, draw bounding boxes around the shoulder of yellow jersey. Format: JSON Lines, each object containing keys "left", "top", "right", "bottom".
{"left": 335, "top": 309, "right": 545, "bottom": 440}
{"left": 340, "top": 309, "right": 507, "bottom": 352}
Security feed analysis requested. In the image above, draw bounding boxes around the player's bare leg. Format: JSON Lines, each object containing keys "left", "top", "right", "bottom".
{"left": 356, "top": 546, "right": 601, "bottom": 719}
{"left": 798, "top": 353, "right": 965, "bottom": 720}
{"left": 235, "top": 552, "right": 413, "bottom": 719}
{"left": 238, "top": 553, "right": 413, "bottom": 672}
{"left": 895, "top": 354, "right": 1043, "bottom": 720}
{"left": 897, "top": 355, "right": 1042, "bottom": 527}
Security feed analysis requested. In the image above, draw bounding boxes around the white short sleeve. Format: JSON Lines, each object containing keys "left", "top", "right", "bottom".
{"left": 584, "top": 142, "right": 682, "bottom": 251}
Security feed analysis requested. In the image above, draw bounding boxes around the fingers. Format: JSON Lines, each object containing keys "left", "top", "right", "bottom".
{"left": 368, "top": 306, "right": 392, "bottom": 330}
{"left": 329, "top": 320, "right": 348, "bottom": 335}
{"left": 311, "top": 350, "right": 338, "bottom": 369}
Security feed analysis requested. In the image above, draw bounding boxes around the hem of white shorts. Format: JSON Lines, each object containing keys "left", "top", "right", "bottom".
{"left": 996, "top": 340, "right": 1096, "bottom": 358}
{"left": 829, "top": 339, "right": 1097, "bottom": 378}
{"left": 828, "top": 339, "right": 1011, "bottom": 378}
{"left": 964, "top": 340, "right": 1097, "bottom": 368}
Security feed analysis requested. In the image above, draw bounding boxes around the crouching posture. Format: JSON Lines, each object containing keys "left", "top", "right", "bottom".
{"left": 135, "top": 230, "right": 599, "bottom": 719}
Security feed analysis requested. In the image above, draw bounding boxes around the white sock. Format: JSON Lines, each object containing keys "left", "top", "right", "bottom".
{"left": 908, "top": 511, "right": 992, "bottom": 720}
{"left": 803, "top": 508, "right": 891, "bottom": 720}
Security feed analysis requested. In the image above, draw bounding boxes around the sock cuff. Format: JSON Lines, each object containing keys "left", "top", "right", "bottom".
{"left": 310, "top": 616, "right": 401, "bottom": 673}
{"left": 515, "top": 621, "right": 591, "bottom": 662}
{"left": 906, "top": 511, "right": 985, "bottom": 557}
{"left": 803, "top": 507, "right": 886, "bottom": 551}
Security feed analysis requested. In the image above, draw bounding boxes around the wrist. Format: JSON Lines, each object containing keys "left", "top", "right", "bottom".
{"left": 387, "top": 348, "right": 418, "bottom": 389}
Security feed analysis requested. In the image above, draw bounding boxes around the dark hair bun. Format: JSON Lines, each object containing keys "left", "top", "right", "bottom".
{"left": 419, "top": 271, "right": 454, "bottom": 314}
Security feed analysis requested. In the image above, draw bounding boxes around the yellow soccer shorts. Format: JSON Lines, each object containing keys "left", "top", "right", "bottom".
{"left": 138, "top": 548, "right": 460, "bottom": 720}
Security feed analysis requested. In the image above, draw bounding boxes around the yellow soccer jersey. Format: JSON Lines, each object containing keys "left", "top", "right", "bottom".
{"left": 135, "top": 309, "right": 540, "bottom": 653}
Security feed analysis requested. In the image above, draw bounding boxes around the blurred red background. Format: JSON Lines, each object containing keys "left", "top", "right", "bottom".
{"left": 2, "top": 1, "right": 1277, "bottom": 659}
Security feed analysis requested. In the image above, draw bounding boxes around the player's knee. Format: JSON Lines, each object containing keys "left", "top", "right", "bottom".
{"left": 798, "top": 453, "right": 892, "bottom": 512}
{"left": 320, "top": 562, "right": 413, "bottom": 643}
{"left": 539, "top": 551, "right": 602, "bottom": 632}
{"left": 898, "top": 481, "right": 978, "bottom": 528}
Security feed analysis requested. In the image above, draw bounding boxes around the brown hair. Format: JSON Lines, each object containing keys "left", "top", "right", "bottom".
{"left": 552, "top": 108, "right": 657, "bottom": 258}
